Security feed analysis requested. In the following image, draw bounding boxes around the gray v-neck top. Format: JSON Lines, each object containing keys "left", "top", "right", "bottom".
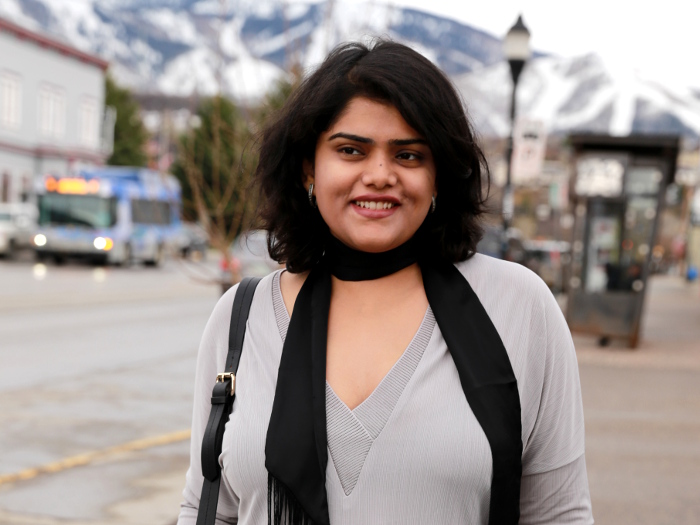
{"left": 178, "top": 254, "right": 593, "bottom": 524}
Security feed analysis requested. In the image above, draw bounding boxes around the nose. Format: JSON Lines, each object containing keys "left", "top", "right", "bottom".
{"left": 361, "top": 152, "right": 397, "bottom": 188}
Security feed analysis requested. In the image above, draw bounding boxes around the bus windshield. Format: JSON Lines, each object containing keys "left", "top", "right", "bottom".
{"left": 39, "top": 194, "right": 117, "bottom": 228}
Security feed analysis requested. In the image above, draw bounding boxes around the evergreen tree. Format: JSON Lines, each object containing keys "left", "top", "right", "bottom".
{"left": 105, "top": 74, "right": 148, "bottom": 167}
{"left": 253, "top": 73, "right": 298, "bottom": 131}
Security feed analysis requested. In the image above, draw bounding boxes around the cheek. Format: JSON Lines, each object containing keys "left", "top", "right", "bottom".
{"left": 409, "top": 174, "right": 436, "bottom": 204}
{"left": 315, "top": 165, "right": 355, "bottom": 201}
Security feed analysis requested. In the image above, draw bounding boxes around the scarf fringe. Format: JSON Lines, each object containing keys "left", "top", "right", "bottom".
{"left": 268, "top": 473, "right": 315, "bottom": 525}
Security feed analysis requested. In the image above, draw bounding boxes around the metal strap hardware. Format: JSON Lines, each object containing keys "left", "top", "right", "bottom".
{"left": 215, "top": 372, "right": 236, "bottom": 396}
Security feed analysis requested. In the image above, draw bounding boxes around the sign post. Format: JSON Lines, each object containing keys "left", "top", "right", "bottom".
{"left": 511, "top": 118, "right": 547, "bottom": 184}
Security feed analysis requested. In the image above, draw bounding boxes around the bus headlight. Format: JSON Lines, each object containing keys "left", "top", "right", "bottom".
{"left": 34, "top": 234, "right": 47, "bottom": 247}
{"left": 94, "top": 237, "right": 107, "bottom": 250}
{"left": 94, "top": 237, "right": 114, "bottom": 251}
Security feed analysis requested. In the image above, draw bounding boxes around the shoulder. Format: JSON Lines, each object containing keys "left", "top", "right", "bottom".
{"left": 453, "top": 253, "right": 568, "bottom": 372}
{"left": 207, "top": 271, "right": 281, "bottom": 335}
{"left": 455, "top": 252, "right": 553, "bottom": 308}
{"left": 454, "top": 255, "right": 584, "bottom": 472}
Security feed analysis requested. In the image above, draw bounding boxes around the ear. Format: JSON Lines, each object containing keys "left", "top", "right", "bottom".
{"left": 302, "top": 158, "right": 315, "bottom": 189}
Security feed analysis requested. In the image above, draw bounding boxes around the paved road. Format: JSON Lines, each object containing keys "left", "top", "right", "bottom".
{"left": 0, "top": 257, "right": 221, "bottom": 524}
{"left": 1, "top": 259, "right": 699, "bottom": 524}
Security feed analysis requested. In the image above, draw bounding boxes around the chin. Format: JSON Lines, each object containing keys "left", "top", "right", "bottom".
{"left": 347, "top": 235, "right": 406, "bottom": 253}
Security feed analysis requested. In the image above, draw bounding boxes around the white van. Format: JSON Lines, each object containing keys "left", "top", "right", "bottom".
{"left": 0, "top": 203, "right": 37, "bottom": 257}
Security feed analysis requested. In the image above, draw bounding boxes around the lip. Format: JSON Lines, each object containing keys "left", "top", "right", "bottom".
{"left": 352, "top": 194, "right": 400, "bottom": 204}
{"left": 350, "top": 194, "right": 400, "bottom": 219}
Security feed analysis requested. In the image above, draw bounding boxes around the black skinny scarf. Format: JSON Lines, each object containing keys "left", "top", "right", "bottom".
{"left": 265, "top": 238, "right": 522, "bottom": 525}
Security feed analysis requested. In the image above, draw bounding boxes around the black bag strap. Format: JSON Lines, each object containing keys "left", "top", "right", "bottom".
{"left": 197, "top": 276, "right": 261, "bottom": 525}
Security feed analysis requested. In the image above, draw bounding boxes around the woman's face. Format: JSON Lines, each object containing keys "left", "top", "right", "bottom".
{"left": 305, "top": 97, "right": 436, "bottom": 253}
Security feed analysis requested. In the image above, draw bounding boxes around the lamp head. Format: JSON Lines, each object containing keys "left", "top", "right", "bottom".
{"left": 503, "top": 15, "right": 531, "bottom": 61}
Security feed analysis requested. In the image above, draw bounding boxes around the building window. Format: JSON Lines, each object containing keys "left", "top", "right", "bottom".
{"left": 38, "top": 84, "right": 66, "bottom": 138}
{"left": 79, "top": 97, "right": 99, "bottom": 148}
{"left": 21, "top": 174, "right": 32, "bottom": 202}
{"left": 0, "top": 72, "right": 22, "bottom": 129}
{"left": 1, "top": 172, "right": 10, "bottom": 203}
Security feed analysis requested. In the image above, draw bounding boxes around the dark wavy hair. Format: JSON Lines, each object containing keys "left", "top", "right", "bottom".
{"left": 255, "top": 39, "right": 489, "bottom": 272}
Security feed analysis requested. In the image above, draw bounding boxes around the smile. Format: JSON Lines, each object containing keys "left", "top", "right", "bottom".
{"left": 353, "top": 200, "right": 396, "bottom": 210}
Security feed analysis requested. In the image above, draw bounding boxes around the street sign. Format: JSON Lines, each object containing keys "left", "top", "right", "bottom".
{"left": 511, "top": 118, "right": 547, "bottom": 183}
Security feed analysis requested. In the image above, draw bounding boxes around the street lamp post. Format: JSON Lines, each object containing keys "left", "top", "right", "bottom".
{"left": 502, "top": 15, "right": 531, "bottom": 259}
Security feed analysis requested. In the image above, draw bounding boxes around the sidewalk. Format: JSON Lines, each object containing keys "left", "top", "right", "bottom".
{"left": 573, "top": 275, "right": 700, "bottom": 524}
{"left": 573, "top": 275, "right": 700, "bottom": 370}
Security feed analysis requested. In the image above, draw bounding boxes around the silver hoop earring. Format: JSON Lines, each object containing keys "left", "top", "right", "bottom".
{"left": 431, "top": 195, "right": 436, "bottom": 213}
{"left": 308, "top": 183, "right": 316, "bottom": 208}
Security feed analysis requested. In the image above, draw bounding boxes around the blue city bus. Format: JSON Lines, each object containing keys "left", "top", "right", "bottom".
{"left": 33, "top": 167, "right": 182, "bottom": 266}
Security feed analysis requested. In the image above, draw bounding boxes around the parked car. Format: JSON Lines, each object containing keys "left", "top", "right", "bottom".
{"left": 0, "top": 203, "right": 37, "bottom": 258}
{"left": 222, "top": 230, "right": 281, "bottom": 282}
{"left": 522, "top": 239, "right": 571, "bottom": 293}
{"left": 477, "top": 224, "right": 526, "bottom": 264}
{"left": 176, "top": 222, "right": 209, "bottom": 261}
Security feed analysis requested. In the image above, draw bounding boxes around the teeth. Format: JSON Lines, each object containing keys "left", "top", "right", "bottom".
{"left": 355, "top": 201, "right": 394, "bottom": 209}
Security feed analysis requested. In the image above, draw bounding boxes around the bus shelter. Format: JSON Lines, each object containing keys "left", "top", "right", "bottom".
{"left": 565, "top": 135, "right": 679, "bottom": 348}
{"left": 687, "top": 189, "right": 700, "bottom": 279}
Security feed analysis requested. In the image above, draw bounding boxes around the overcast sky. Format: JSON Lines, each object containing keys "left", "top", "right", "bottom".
{"left": 389, "top": 0, "right": 700, "bottom": 90}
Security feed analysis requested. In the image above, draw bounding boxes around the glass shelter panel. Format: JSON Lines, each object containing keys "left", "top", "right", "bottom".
{"left": 584, "top": 200, "right": 623, "bottom": 292}
{"left": 625, "top": 166, "right": 662, "bottom": 196}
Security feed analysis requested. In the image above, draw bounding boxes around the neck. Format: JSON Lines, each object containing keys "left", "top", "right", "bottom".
{"left": 331, "top": 261, "right": 423, "bottom": 300}
{"left": 326, "top": 236, "right": 419, "bottom": 282}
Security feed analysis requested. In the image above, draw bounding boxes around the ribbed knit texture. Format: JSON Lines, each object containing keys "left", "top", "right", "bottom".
{"left": 178, "top": 255, "right": 594, "bottom": 525}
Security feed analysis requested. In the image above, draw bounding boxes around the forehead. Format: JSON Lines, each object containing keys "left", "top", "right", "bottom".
{"left": 325, "top": 97, "right": 423, "bottom": 139}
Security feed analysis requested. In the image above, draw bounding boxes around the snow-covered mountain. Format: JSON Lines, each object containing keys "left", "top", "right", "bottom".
{"left": 1, "top": 0, "right": 503, "bottom": 97}
{"left": 3, "top": 0, "right": 700, "bottom": 137}
{"left": 455, "top": 53, "right": 700, "bottom": 138}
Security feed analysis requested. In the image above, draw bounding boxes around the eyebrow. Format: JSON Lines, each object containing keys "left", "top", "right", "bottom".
{"left": 327, "top": 132, "right": 428, "bottom": 146}
{"left": 389, "top": 138, "right": 428, "bottom": 146}
{"left": 328, "top": 132, "right": 373, "bottom": 144}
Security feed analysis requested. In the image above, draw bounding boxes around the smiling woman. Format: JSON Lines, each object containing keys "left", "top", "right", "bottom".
{"left": 306, "top": 97, "right": 436, "bottom": 254}
{"left": 178, "top": 40, "right": 593, "bottom": 525}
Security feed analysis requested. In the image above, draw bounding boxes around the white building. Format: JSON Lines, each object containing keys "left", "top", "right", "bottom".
{"left": 0, "top": 17, "right": 110, "bottom": 204}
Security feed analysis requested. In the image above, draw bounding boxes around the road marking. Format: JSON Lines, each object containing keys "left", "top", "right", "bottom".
{"left": 0, "top": 429, "right": 191, "bottom": 486}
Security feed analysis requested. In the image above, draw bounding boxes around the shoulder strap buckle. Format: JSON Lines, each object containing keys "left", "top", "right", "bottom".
{"left": 215, "top": 372, "right": 236, "bottom": 396}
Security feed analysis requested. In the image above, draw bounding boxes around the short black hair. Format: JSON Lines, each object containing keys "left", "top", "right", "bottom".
{"left": 255, "top": 39, "right": 489, "bottom": 272}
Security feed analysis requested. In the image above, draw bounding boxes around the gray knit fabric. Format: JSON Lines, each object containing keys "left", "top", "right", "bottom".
{"left": 178, "top": 255, "right": 594, "bottom": 524}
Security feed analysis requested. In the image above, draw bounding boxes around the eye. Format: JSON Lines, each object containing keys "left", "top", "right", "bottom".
{"left": 338, "top": 146, "right": 362, "bottom": 156}
{"left": 396, "top": 151, "right": 422, "bottom": 161}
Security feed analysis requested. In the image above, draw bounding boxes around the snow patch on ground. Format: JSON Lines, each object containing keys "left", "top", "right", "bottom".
{"left": 141, "top": 9, "right": 199, "bottom": 46}
{"left": 285, "top": 3, "right": 311, "bottom": 20}
{"left": 0, "top": 0, "right": 41, "bottom": 30}
{"left": 223, "top": 55, "right": 285, "bottom": 100}
{"left": 158, "top": 47, "right": 220, "bottom": 96}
